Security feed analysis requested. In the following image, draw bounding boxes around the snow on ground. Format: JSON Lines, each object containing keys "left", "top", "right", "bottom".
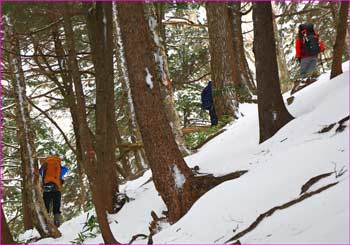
{"left": 27, "top": 62, "right": 349, "bottom": 244}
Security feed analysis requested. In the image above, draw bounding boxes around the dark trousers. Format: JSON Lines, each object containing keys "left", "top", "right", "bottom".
{"left": 43, "top": 191, "right": 61, "bottom": 215}
{"left": 209, "top": 105, "right": 218, "bottom": 126}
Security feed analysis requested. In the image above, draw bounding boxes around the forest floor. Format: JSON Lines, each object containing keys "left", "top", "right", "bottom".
{"left": 22, "top": 62, "right": 349, "bottom": 244}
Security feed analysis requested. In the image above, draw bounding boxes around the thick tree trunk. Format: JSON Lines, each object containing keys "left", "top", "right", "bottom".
{"left": 117, "top": 2, "right": 244, "bottom": 223}
{"left": 113, "top": 2, "right": 149, "bottom": 170}
{"left": 1, "top": 207, "right": 16, "bottom": 244}
{"left": 330, "top": 1, "right": 349, "bottom": 79}
{"left": 147, "top": 5, "right": 191, "bottom": 156}
{"left": 253, "top": 2, "right": 294, "bottom": 144}
{"left": 229, "top": 2, "right": 256, "bottom": 98}
{"left": 84, "top": 2, "right": 119, "bottom": 213}
{"left": 63, "top": 5, "right": 119, "bottom": 243}
{"left": 206, "top": 2, "right": 239, "bottom": 119}
{"left": 6, "top": 21, "right": 61, "bottom": 238}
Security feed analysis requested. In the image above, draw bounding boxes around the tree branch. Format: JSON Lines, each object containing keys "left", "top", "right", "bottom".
{"left": 274, "top": 7, "right": 328, "bottom": 18}
{"left": 27, "top": 98, "right": 77, "bottom": 155}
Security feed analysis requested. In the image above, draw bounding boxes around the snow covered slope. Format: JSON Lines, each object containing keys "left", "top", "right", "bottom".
{"left": 28, "top": 63, "right": 349, "bottom": 244}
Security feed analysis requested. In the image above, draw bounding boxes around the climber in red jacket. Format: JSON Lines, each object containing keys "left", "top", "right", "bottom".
{"left": 295, "top": 23, "right": 325, "bottom": 78}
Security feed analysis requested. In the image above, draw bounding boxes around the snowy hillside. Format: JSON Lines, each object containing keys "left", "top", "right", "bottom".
{"left": 24, "top": 63, "right": 349, "bottom": 244}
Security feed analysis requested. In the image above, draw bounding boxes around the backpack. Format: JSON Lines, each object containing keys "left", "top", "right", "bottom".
{"left": 299, "top": 23, "right": 321, "bottom": 56}
{"left": 201, "top": 81, "right": 213, "bottom": 110}
{"left": 42, "top": 156, "right": 62, "bottom": 191}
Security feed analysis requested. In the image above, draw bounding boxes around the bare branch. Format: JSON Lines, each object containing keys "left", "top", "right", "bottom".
{"left": 27, "top": 98, "right": 77, "bottom": 155}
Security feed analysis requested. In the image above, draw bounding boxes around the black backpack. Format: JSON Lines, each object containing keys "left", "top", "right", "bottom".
{"left": 299, "top": 23, "right": 320, "bottom": 56}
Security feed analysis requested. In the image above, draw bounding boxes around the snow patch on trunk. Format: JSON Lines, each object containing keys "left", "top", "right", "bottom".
{"left": 102, "top": 6, "right": 108, "bottom": 49}
{"left": 147, "top": 15, "right": 168, "bottom": 86}
{"left": 145, "top": 68, "right": 154, "bottom": 89}
{"left": 171, "top": 165, "right": 186, "bottom": 189}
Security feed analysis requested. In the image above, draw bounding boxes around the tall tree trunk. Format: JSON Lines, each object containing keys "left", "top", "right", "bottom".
{"left": 51, "top": 22, "right": 88, "bottom": 213}
{"left": 229, "top": 2, "right": 256, "bottom": 98}
{"left": 117, "top": 2, "right": 243, "bottom": 223}
{"left": 113, "top": 2, "right": 149, "bottom": 170}
{"left": 5, "top": 19, "right": 61, "bottom": 238}
{"left": 148, "top": 4, "right": 191, "bottom": 156}
{"left": 74, "top": 132, "right": 87, "bottom": 212}
{"left": 253, "top": 2, "right": 294, "bottom": 144}
{"left": 272, "top": 2, "right": 290, "bottom": 83}
{"left": 18, "top": 127, "right": 33, "bottom": 230}
{"left": 1, "top": 207, "right": 16, "bottom": 244}
{"left": 330, "top": 1, "right": 349, "bottom": 79}
{"left": 206, "top": 2, "right": 239, "bottom": 119}
{"left": 63, "top": 5, "right": 119, "bottom": 243}
{"left": 84, "top": 2, "right": 119, "bottom": 213}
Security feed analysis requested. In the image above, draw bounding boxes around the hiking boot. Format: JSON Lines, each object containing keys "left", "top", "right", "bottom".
{"left": 54, "top": 214, "right": 61, "bottom": 227}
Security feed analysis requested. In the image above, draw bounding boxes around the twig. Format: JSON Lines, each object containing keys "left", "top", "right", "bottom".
{"left": 27, "top": 98, "right": 77, "bottom": 155}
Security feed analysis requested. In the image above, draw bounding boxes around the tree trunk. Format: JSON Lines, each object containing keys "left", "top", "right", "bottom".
{"left": 115, "top": 125, "right": 132, "bottom": 177}
{"left": 147, "top": 4, "right": 191, "bottom": 156}
{"left": 84, "top": 2, "right": 119, "bottom": 213}
{"left": 330, "top": 1, "right": 349, "bottom": 79}
{"left": 229, "top": 2, "right": 256, "bottom": 97}
{"left": 63, "top": 5, "right": 119, "bottom": 243}
{"left": 113, "top": 2, "right": 149, "bottom": 170}
{"left": 18, "top": 128, "right": 34, "bottom": 230}
{"left": 253, "top": 2, "right": 294, "bottom": 144}
{"left": 6, "top": 19, "right": 61, "bottom": 238}
{"left": 117, "top": 2, "right": 244, "bottom": 223}
{"left": 272, "top": 2, "right": 290, "bottom": 83}
{"left": 1, "top": 207, "right": 16, "bottom": 244}
{"left": 69, "top": 106, "right": 87, "bottom": 212}
{"left": 206, "top": 2, "right": 239, "bottom": 119}
{"left": 51, "top": 21, "right": 88, "bottom": 213}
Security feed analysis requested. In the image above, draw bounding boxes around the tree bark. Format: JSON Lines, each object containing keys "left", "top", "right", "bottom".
{"left": 117, "top": 2, "right": 244, "bottom": 223}
{"left": 84, "top": 2, "right": 119, "bottom": 213}
{"left": 229, "top": 2, "right": 256, "bottom": 97}
{"left": 5, "top": 19, "right": 61, "bottom": 238}
{"left": 63, "top": 4, "right": 119, "bottom": 243}
{"left": 113, "top": 2, "right": 149, "bottom": 171}
{"left": 147, "top": 4, "right": 191, "bottom": 156}
{"left": 1, "top": 207, "right": 16, "bottom": 244}
{"left": 253, "top": 2, "right": 294, "bottom": 144}
{"left": 272, "top": 3, "right": 290, "bottom": 83}
{"left": 330, "top": 1, "right": 349, "bottom": 79}
{"left": 206, "top": 2, "right": 239, "bottom": 119}
{"left": 18, "top": 126, "right": 34, "bottom": 230}
{"left": 51, "top": 20, "right": 88, "bottom": 213}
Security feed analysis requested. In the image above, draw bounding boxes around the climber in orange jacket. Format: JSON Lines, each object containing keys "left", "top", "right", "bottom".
{"left": 39, "top": 155, "right": 68, "bottom": 227}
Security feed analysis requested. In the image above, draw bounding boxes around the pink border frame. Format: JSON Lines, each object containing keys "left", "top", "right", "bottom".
{"left": 0, "top": 1, "right": 349, "bottom": 245}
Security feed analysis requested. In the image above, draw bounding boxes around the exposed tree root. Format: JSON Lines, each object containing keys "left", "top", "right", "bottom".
{"left": 147, "top": 211, "right": 168, "bottom": 244}
{"left": 300, "top": 172, "right": 333, "bottom": 194}
{"left": 318, "top": 123, "right": 336, "bottom": 133}
{"left": 225, "top": 182, "right": 338, "bottom": 243}
{"left": 318, "top": 115, "right": 349, "bottom": 134}
{"left": 192, "top": 170, "right": 248, "bottom": 195}
{"left": 128, "top": 233, "right": 148, "bottom": 244}
{"left": 191, "top": 129, "right": 227, "bottom": 150}
{"left": 336, "top": 115, "right": 349, "bottom": 133}
{"left": 182, "top": 126, "right": 211, "bottom": 135}
{"left": 290, "top": 77, "right": 317, "bottom": 95}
